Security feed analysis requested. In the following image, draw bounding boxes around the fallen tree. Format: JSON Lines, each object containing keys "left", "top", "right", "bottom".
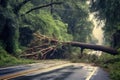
{"left": 63, "top": 42, "right": 118, "bottom": 55}
{"left": 21, "top": 32, "right": 118, "bottom": 59}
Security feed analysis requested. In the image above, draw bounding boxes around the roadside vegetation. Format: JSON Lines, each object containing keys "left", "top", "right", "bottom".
{"left": 0, "top": 0, "right": 120, "bottom": 80}
{"left": 68, "top": 49, "right": 120, "bottom": 80}
{"left": 97, "top": 52, "right": 120, "bottom": 80}
{"left": 90, "top": 0, "right": 120, "bottom": 79}
{"left": 0, "top": 47, "right": 37, "bottom": 67}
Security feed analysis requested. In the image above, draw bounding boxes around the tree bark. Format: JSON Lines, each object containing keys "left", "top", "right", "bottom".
{"left": 63, "top": 41, "right": 118, "bottom": 55}
{"left": 50, "top": 0, "right": 54, "bottom": 14}
{"left": 13, "top": 0, "right": 31, "bottom": 14}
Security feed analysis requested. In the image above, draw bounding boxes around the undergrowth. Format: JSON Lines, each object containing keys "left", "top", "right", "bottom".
{"left": 96, "top": 53, "right": 120, "bottom": 80}
{"left": 0, "top": 47, "right": 37, "bottom": 67}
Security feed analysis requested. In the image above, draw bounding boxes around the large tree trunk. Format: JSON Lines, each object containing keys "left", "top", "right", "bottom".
{"left": 112, "top": 30, "right": 120, "bottom": 48}
{"left": 0, "top": 1, "right": 19, "bottom": 54}
{"left": 64, "top": 42, "right": 118, "bottom": 55}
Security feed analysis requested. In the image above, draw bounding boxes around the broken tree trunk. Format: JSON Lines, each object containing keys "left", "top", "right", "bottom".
{"left": 63, "top": 42, "right": 118, "bottom": 55}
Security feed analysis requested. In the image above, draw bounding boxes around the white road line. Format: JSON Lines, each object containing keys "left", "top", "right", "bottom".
{"left": 86, "top": 67, "right": 98, "bottom": 80}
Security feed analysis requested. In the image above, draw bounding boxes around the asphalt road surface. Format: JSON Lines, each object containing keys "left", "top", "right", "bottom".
{"left": 6, "top": 63, "right": 110, "bottom": 80}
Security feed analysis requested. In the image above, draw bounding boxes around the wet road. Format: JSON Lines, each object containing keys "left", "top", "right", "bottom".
{"left": 90, "top": 68, "right": 110, "bottom": 80}
{"left": 0, "top": 60, "right": 69, "bottom": 79}
{"left": 10, "top": 63, "right": 110, "bottom": 80}
{"left": 0, "top": 63, "right": 56, "bottom": 76}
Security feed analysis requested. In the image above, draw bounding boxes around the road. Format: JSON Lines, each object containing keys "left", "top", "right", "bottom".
{"left": 0, "top": 62, "right": 110, "bottom": 80}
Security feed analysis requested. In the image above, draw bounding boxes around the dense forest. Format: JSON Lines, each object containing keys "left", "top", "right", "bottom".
{"left": 90, "top": 0, "right": 120, "bottom": 80}
{"left": 91, "top": 0, "right": 120, "bottom": 49}
{"left": 0, "top": 0, "right": 93, "bottom": 56}
{"left": 0, "top": 0, "right": 120, "bottom": 80}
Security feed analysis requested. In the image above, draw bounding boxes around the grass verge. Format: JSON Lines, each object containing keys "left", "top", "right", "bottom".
{"left": 0, "top": 47, "right": 37, "bottom": 67}
{"left": 95, "top": 54, "right": 120, "bottom": 80}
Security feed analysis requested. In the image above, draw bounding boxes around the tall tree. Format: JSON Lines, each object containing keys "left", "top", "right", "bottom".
{"left": 90, "top": 0, "right": 120, "bottom": 48}
{"left": 54, "top": 0, "right": 93, "bottom": 42}
{"left": 0, "top": 0, "right": 63, "bottom": 55}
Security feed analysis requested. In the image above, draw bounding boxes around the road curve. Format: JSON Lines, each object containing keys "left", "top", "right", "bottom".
{"left": 0, "top": 63, "right": 110, "bottom": 80}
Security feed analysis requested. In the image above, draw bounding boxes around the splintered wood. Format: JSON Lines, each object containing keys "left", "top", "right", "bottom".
{"left": 20, "top": 32, "right": 59, "bottom": 59}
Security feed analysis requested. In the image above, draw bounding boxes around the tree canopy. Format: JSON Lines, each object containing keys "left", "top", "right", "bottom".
{"left": 0, "top": 0, "right": 117, "bottom": 58}
{"left": 90, "top": 0, "right": 120, "bottom": 48}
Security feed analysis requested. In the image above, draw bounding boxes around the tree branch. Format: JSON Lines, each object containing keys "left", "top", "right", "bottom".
{"left": 14, "top": 0, "right": 31, "bottom": 14}
{"left": 22, "top": 2, "right": 63, "bottom": 15}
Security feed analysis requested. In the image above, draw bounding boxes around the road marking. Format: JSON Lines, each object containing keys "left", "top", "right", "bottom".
{"left": 0, "top": 63, "right": 72, "bottom": 80}
{"left": 86, "top": 67, "right": 97, "bottom": 80}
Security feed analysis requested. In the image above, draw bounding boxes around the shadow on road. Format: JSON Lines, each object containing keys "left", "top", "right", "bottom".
{"left": 11, "top": 65, "right": 83, "bottom": 80}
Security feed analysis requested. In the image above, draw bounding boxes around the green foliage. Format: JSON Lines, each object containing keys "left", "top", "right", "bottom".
{"left": 0, "top": 46, "right": 36, "bottom": 67}
{"left": 70, "top": 53, "right": 99, "bottom": 63}
{"left": 0, "top": 47, "right": 18, "bottom": 66}
{"left": 53, "top": 0, "right": 93, "bottom": 42}
{"left": 110, "top": 62, "right": 120, "bottom": 80}
{"left": 94, "top": 53, "right": 120, "bottom": 80}
{"left": 91, "top": 0, "right": 120, "bottom": 47}
{"left": 0, "top": 0, "right": 94, "bottom": 65}
{"left": 23, "top": 10, "right": 72, "bottom": 41}
{"left": 117, "top": 48, "right": 120, "bottom": 53}
{"left": 0, "top": 3, "right": 20, "bottom": 54}
{"left": 19, "top": 2, "right": 34, "bottom": 15}
{"left": 0, "top": 0, "right": 73, "bottom": 55}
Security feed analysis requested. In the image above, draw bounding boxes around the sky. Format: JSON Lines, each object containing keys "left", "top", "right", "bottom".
{"left": 86, "top": 0, "right": 104, "bottom": 45}
{"left": 89, "top": 13, "right": 104, "bottom": 45}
